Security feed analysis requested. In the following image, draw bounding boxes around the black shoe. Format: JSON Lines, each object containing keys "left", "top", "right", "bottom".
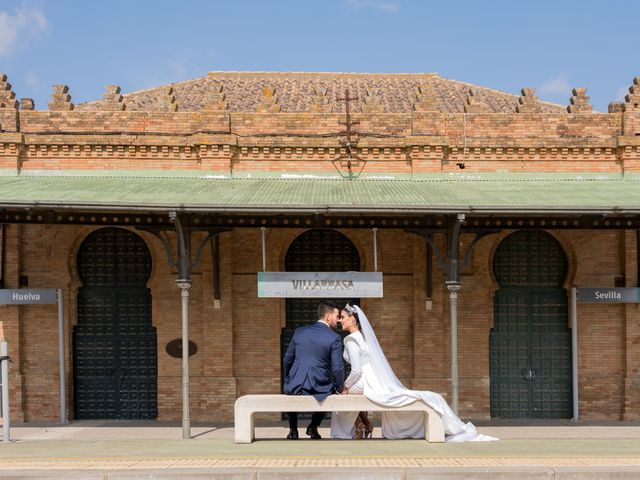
{"left": 306, "top": 426, "right": 322, "bottom": 439}
{"left": 286, "top": 428, "right": 299, "bottom": 440}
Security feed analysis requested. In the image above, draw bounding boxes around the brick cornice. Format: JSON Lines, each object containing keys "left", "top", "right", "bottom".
{"left": 2, "top": 129, "right": 636, "bottom": 172}
{"left": 0, "top": 133, "right": 23, "bottom": 143}
{"left": 617, "top": 136, "right": 640, "bottom": 147}
{"left": 7, "top": 133, "right": 622, "bottom": 151}
{"left": 4, "top": 142, "right": 628, "bottom": 165}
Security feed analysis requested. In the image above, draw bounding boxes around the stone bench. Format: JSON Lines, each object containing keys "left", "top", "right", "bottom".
{"left": 234, "top": 394, "right": 445, "bottom": 443}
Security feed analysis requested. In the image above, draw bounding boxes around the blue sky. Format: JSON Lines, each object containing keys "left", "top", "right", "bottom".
{"left": 0, "top": 0, "right": 638, "bottom": 112}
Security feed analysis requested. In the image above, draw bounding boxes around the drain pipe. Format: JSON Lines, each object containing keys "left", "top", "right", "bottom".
{"left": 372, "top": 228, "right": 378, "bottom": 272}
{"left": 261, "top": 227, "right": 267, "bottom": 272}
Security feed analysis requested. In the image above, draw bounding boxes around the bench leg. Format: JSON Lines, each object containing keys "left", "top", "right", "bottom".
{"left": 424, "top": 411, "right": 445, "bottom": 442}
{"left": 235, "top": 411, "right": 255, "bottom": 444}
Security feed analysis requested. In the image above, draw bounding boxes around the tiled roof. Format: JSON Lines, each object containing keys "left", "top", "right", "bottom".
{"left": 76, "top": 72, "right": 567, "bottom": 114}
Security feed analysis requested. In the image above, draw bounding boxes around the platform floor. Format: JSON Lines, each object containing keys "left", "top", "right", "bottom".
{"left": 1, "top": 419, "right": 640, "bottom": 478}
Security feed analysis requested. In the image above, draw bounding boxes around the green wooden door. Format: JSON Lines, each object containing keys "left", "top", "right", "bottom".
{"left": 490, "top": 230, "right": 572, "bottom": 418}
{"left": 73, "top": 228, "right": 157, "bottom": 419}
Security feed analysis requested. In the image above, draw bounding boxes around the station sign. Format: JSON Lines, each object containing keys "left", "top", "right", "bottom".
{"left": 577, "top": 287, "right": 639, "bottom": 303}
{"left": 258, "top": 272, "right": 383, "bottom": 298}
{"left": 0, "top": 289, "right": 58, "bottom": 305}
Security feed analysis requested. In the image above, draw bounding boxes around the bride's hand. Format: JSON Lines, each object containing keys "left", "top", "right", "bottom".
{"left": 342, "top": 387, "right": 349, "bottom": 394}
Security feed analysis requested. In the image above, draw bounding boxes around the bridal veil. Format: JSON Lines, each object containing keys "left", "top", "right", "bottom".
{"left": 353, "top": 305, "right": 497, "bottom": 441}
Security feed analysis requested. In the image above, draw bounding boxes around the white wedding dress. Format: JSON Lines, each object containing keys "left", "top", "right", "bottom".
{"left": 330, "top": 306, "right": 497, "bottom": 442}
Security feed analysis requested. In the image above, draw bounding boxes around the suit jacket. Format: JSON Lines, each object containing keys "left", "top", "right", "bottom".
{"left": 283, "top": 321, "right": 345, "bottom": 401}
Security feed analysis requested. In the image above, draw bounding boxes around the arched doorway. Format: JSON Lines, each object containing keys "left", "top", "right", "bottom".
{"left": 490, "top": 230, "right": 572, "bottom": 418}
{"left": 281, "top": 229, "right": 360, "bottom": 389}
{"left": 73, "top": 228, "right": 157, "bottom": 419}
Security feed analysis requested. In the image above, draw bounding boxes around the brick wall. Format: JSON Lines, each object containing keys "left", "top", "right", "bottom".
{"left": 2, "top": 107, "right": 640, "bottom": 174}
{"left": 2, "top": 223, "right": 636, "bottom": 422}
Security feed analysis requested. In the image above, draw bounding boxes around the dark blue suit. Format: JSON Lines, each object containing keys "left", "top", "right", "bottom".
{"left": 283, "top": 321, "right": 344, "bottom": 430}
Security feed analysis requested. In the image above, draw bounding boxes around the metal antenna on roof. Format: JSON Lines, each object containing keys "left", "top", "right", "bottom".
{"left": 333, "top": 88, "right": 366, "bottom": 179}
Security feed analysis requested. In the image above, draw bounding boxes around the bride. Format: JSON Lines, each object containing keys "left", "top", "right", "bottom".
{"left": 330, "top": 304, "right": 497, "bottom": 442}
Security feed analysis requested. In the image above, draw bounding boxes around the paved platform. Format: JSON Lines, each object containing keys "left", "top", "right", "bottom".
{"left": 1, "top": 420, "right": 640, "bottom": 478}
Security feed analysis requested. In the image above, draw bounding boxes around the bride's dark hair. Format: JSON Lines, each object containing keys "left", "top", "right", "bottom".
{"left": 343, "top": 303, "right": 364, "bottom": 339}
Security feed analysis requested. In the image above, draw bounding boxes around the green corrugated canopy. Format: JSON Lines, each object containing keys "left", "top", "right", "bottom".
{"left": 1, "top": 171, "right": 640, "bottom": 214}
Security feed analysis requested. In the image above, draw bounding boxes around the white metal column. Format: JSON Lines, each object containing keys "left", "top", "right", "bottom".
{"left": 446, "top": 282, "right": 461, "bottom": 414}
{"left": 57, "top": 288, "right": 67, "bottom": 424}
{"left": 571, "top": 287, "right": 579, "bottom": 421}
{"left": 1, "top": 341, "right": 10, "bottom": 443}
{"left": 178, "top": 280, "right": 191, "bottom": 438}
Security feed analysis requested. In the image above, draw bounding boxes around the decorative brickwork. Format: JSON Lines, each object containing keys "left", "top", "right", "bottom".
{"left": 623, "top": 77, "right": 640, "bottom": 111}
{"left": 568, "top": 88, "right": 593, "bottom": 113}
{"left": 101, "top": 85, "right": 126, "bottom": 111}
{"left": 0, "top": 74, "right": 19, "bottom": 132}
{"left": 20, "top": 98, "right": 35, "bottom": 111}
{"left": 464, "top": 88, "right": 490, "bottom": 113}
{"left": 414, "top": 83, "right": 438, "bottom": 112}
{"left": 310, "top": 86, "right": 331, "bottom": 113}
{"left": 608, "top": 102, "right": 624, "bottom": 113}
{"left": 157, "top": 86, "right": 178, "bottom": 112}
{"left": 516, "top": 87, "right": 542, "bottom": 113}
{"left": 48, "top": 84, "right": 74, "bottom": 111}
{"left": 204, "top": 84, "right": 228, "bottom": 111}
{"left": 256, "top": 86, "right": 281, "bottom": 113}
{"left": 0, "top": 74, "right": 18, "bottom": 109}
{"left": 361, "top": 87, "right": 385, "bottom": 113}
{"left": 622, "top": 78, "right": 640, "bottom": 136}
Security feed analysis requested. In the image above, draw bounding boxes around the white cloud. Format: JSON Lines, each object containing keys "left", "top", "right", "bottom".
{"left": 0, "top": 5, "right": 49, "bottom": 57}
{"left": 538, "top": 74, "right": 571, "bottom": 96}
{"left": 345, "top": 0, "right": 400, "bottom": 13}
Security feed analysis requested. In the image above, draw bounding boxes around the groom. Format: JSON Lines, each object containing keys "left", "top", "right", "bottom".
{"left": 282, "top": 301, "right": 344, "bottom": 439}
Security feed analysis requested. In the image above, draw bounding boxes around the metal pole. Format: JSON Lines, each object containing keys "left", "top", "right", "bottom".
{"left": 372, "top": 228, "right": 378, "bottom": 272}
{"left": 446, "top": 282, "right": 461, "bottom": 415}
{"left": 57, "top": 289, "right": 67, "bottom": 424}
{"left": 170, "top": 212, "right": 192, "bottom": 440}
{"left": 571, "top": 287, "right": 579, "bottom": 421}
{"left": 445, "top": 214, "right": 464, "bottom": 415}
{"left": 1, "top": 341, "right": 10, "bottom": 443}
{"left": 177, "top": 280, "right": 192, "bottom": 439}
{"left": 261, "top": 227, "right": 267, "bottom": 271}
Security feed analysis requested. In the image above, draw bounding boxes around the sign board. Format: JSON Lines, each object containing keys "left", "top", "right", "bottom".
{"left": 258, "top": 272, "right": 383, "bottom": 298}
{"left": 0, "top": 289, "right": 58, "bottom": 305}
{"left": 577, "top": 287, "right": 639, "bottom": 303}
